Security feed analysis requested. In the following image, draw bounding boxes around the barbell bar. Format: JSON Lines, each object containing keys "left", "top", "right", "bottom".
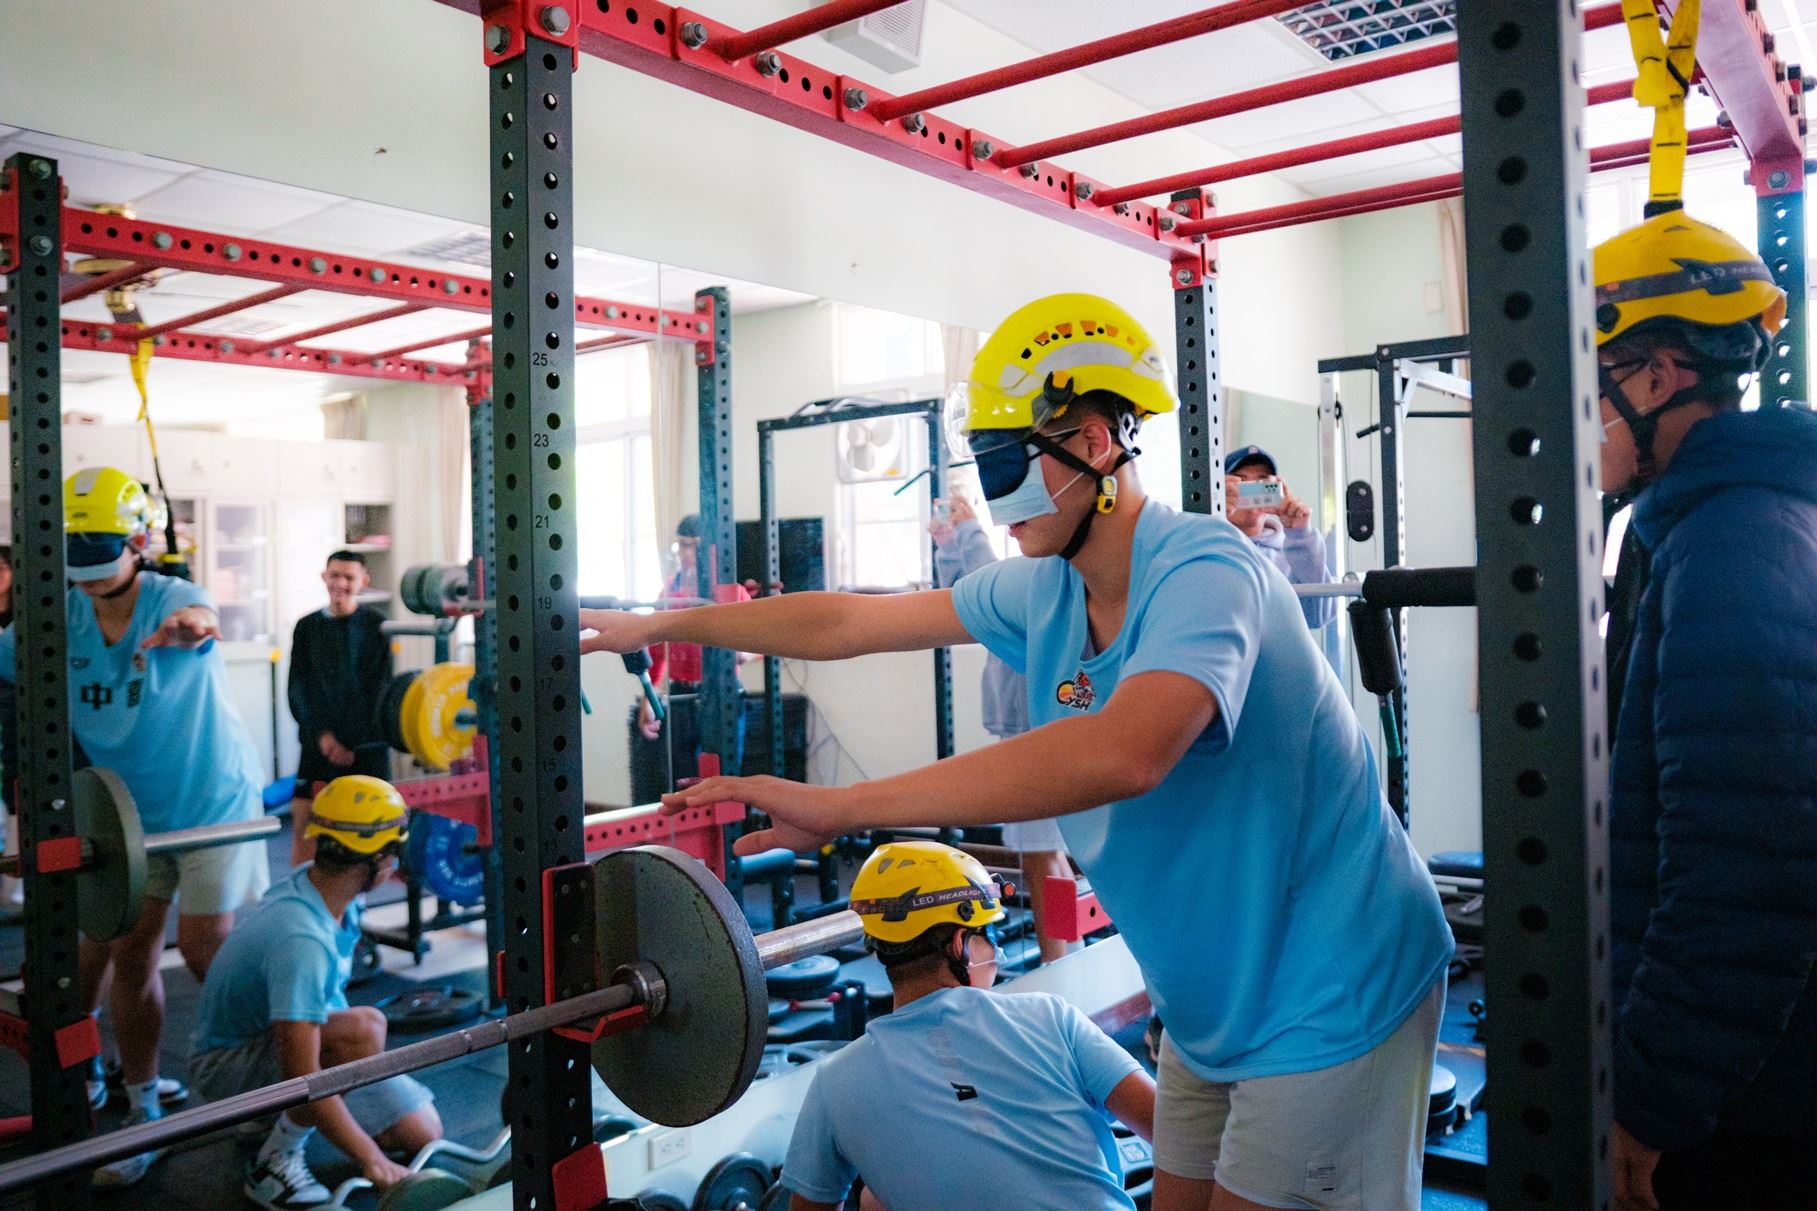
{"left": 0, "top": 768, "right": 280, "bottom": 941}
{"left": 0, "top": 846, "right": 864, "bottom": 1197}
{"left": 1292, "top": 565, "right": 1475, "bottom": 608}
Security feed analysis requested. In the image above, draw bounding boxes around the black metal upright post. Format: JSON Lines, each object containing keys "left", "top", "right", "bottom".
{"left": 7, "top": 151, "right": 93, "bottom": 1211}
{"left": 757, "top": 431, "right": 785, "bottom": 779}
{"left": 1458, "top": 5, "right": 1611, "bottom": 1206}
{"left": 488, "top": 30, "right": 591, "bottom": 1205}
{"left": 1169, "top": 190, "right": 1219, "bottom": 516}
{"left": 470, "top": 390, "right": 506, "bottom": 1007}
{"left": 1376, "top": 355, "right": 1411, "bottom": 826}
{"left": 1758, "top": 186, "right": 1808, "bottom": 409}
{"left": 694, "top": 286, "right": 743, "bottom": 892}
{"left": 925, "top": 407, "right": 953, "bottom": 760}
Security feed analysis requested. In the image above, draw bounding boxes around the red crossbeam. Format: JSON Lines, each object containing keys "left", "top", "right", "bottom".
{"left": 712, "top": 0, "right": 902, "bottom": 61}
{"left": 135, "top": 284, "right": 303, "bottom": 341}
{"left": 1664, "top": 0, "right": 1804, "bottom": 194}
{"left": 870, "top": 0, "right": 1310, "bottom": 123}
{"left": 247, "top": 303, "right": 425, "bottom": 352}
{"left": 995, "top": 41, "right": 1461, "bottom": 168}
{"left": 55, "top": 206, "right": 707, "bottom": 341}
{"left": 370, "top": 323, "right": 494, "bottom": 361}
{"left": 995, "top": 4, "right": 1627, "bottom": 169}
{"left": 1096, "top": 77, "right": 1643, "bottom": 206}
{"left": 1181, "top": 125, "right": 1734, "bottom": 240}
{"left": 60, "top": 261, "right": 158, "bottom": 304}
{"left": 31, "top": 314, "right": 488, "bottom": 388}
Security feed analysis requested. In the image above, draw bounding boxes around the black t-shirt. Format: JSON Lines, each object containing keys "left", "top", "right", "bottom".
{"left": 288, "top": 606, "right": 391, "bottom": 778}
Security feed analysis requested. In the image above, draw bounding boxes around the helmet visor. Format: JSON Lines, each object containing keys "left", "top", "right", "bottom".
{"left": 66, "top": 534, "right": 127, "bottom": 582}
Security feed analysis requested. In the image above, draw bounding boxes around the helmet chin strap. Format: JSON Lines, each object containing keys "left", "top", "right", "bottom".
{"left": 96, "top": 556, "right": 144, "bottom": 599}
{"left": 1029, "top": 434, "right": 1133, "bottom": 562}
{"left": 1600, "top": 361, "right": 1735, "bottom": 491}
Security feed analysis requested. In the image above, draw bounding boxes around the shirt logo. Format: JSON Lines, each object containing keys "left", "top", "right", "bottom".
{"left": 71, "top": 657, "right": 90, "bottom": 671}
{"left": 126, "top": 679, "right": 144, "bottom": 709}
{"left": 78, "top": 682, "right": 113, "bottom": 712}
{"left": 950, "top": 1083, "right": 978, "bottom": 1102}
{"left": 1055, "top": 669, "right": 1095, "bottom": 711}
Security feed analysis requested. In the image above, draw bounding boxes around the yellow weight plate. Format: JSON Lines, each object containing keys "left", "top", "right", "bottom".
{"left": 407, "top": 662, "right": 476, "bottom": 771}
{"left": 398, "top": 671, "right": 430, "bottom": 767}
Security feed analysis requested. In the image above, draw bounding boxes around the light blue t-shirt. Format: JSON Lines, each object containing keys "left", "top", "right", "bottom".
{"left": 0, "top": 573, "right": 263, "bottom": 834}
{"left": 193, "top": 865, "right": 360, "bottom": 1052}
{"left": 782, "top": 987, "right": 1141, "bottom": 1211}
{"left": 953, "top": 502, "right": 1452, "bottom": 1082}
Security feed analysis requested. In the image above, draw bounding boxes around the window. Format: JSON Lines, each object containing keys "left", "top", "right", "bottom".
{"left": 574, "top": 347, "right": 658, "bottom": 601}
{"left": 831, "top": 304, "right": 947, "bottom": 589}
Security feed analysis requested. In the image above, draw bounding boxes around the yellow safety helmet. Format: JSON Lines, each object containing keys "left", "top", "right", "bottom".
{"left": 961, "top": 293, "right": 1175, "bottom": 434}
{"left": 849, "top": 840, "right": 1007, "bottom": 946}
{"left": 1593, "top": 211, "right": 1786, "bottom": 369}
{"left": 64, "top": 467, "right": 160, "bottom": 538}
{"left": 306, "top": 775, "right": 409, "bottom": 856}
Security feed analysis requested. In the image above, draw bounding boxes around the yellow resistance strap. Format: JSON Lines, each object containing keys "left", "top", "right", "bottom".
{"left": 1622, "top": 0, "right": 1700, "bottom": 214}
{"left": 128, "top": 338, "right": 164, "bottom": 469}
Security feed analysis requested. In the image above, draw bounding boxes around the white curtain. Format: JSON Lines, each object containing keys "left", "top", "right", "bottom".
{"left": 436, "top": 389, "right": 469, "bottom": 561}
{"left": 940, "top": 323, "right": 979, "bottom": 397}
{"left": 320, "top": 393, "right": 367, "bottom": 441}
{"left": 1436, "top": 198, "right": 1471, "bottom": 353}
{"left": 648, "top": 340, "right": 692, "bottom": 547}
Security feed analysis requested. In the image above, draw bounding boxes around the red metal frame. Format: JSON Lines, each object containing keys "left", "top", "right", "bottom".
{"left": 30, "top": 837, "right": 83, "bottom": 876}
{"left": 869, "top": 0, "right": 1312, "bottom": 123}
{"left": 1043, "top": 874, "right": 1110, "bottom": 944}
{"left": 1098, "top": 78, "right": 1645, "bottom": 207}
{"left": 582, "top": 799, "right": 743, "bottom": 880}
{"left": 1666, "top": 0, "right": 1804, "bottom": 195}
{"left": 1180, "top": 126, "right": 1736, "bottom": 240}
{"left": 710, "top": 0, "right": 902, "bottom": 62}
{"left": 0, "top": 199, "right": 716, "bottom": 386}
{"left": 394, "top": 744, "right": 495, "bottom": 847}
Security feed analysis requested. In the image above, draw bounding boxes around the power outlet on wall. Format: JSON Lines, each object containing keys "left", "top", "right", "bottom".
{"left": 649, "top": 1129, "right": 691, "bottom": 1170}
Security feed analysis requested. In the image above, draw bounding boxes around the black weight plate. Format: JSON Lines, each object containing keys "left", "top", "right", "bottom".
{"left": 594, "top": 1115, "right": 640, "bottom": 1144}
{"left": 74, "top": 767, "right": 144, "bottom": 942}
{"left": 692, "top": 1153, "right": 770, "bottom": 1211}
{"left": 375, "top": 1169, "right": 478, "bottom": 1211}
{"left": 764, "top": 953, "right": 839, "bottom": 999}
{"left": 377, "top": 985, "right": 483, "bottom": 1033}
{"left": 349, "top": 935, "right": 382, "bottom": 987}
{"left": 638, "top": 1193, "right": 688, "bottom": 1211}
{"left": 379, "top": 671, "right": 418, "bottom": 753}
{"left": 592, "top": 847, "right": 767, "bottom": 1127}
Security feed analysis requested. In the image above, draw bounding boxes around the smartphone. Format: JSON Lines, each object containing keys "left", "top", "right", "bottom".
{"left": 1234, "top": 480, "right": 1284, "bottom": 509}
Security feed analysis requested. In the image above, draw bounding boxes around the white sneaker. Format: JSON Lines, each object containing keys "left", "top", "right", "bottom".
{"left": 244, "top": 1148, "right": 331, "bottom": 1210}
{"left": 89, "top": 1111, "right": 165, "bottom": 1189}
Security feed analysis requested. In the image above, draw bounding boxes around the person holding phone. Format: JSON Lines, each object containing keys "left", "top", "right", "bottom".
{"left": 1223, "top": 446, "right": 1334, "bottom": 629}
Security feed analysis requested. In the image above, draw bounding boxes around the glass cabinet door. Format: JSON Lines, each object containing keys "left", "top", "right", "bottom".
{"left": 210, "top": 500, "right": 272, "bottom": 645}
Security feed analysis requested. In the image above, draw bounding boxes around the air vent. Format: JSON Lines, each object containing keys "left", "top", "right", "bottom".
{"left": 403, "top": 229, "right": 493, "bottom": 269}
{"left": 820, "top": 0, "right": 925, "bottom": 74}
{"left": 1277, "top": 0, "right": 1456, "bottom": 62}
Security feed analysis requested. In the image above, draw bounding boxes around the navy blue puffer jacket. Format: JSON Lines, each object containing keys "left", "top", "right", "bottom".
{"left": 1611, "top": 405, "right": 1817, "bottom": 1151}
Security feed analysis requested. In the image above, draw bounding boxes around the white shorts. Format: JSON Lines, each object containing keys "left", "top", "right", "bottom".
{"left": 1152, "top": 980, "right": 1444, "bottom": 1210}
{"left": 143, "top": 835, "right": 271, "bottom": 917}
{"left": 1000, "top": 817, "right": 1065, "bottom": 852}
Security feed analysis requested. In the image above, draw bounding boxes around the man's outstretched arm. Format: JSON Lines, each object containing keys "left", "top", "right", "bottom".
{"left": 666, "top": 670, "right": 1218, "bottom": 853}
{"left": 581, "top": 589, "right": 971, "bottom": 663}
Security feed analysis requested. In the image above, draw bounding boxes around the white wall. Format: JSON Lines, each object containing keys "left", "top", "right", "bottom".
{"left": 0, "top": 0, "right": 1338, "bottom": 400}
{"left": 1334, "top": 202, "right": 1480, "bottom": 859}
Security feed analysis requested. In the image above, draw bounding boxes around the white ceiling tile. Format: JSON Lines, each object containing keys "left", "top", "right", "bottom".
{"left": 1350, "top": 65, "right": 1458, "bottom": 115}
{"left": 132, "top": 169, "right": 343, "bottom": 233}
{"left": 1190, "top": 90, "right": 1385, "bottom": 149}
{"left": 1288, "top": 156, "right": 1457, "bottom": 196}
{"left": 262, "top": 201, "right": 473, "bottom": 257}
{"left": 1270, "top": 140, "right": 1446, "bottom": 186}
{"left": 0, "top": 129, "right": 193, "bottom": 208}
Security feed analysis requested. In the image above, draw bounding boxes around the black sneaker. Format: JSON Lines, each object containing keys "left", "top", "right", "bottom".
{"left": 244, "top": 1149, "right": 331, "bottom": 1210}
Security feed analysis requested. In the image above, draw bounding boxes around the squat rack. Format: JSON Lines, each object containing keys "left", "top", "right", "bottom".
{"left": 2, "top": 0, "right": 1807, "bottom": 1207}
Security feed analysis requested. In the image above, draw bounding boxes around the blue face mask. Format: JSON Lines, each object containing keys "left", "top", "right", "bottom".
{"left": 970, "top": 428, "right": 1088, "bottom": 528}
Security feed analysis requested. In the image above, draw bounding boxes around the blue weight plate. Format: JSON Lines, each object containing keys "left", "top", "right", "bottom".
{"left": 408, "top": 815, "right": 486, "bottom": 905}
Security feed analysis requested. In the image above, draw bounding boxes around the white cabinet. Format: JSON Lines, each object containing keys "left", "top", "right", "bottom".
{"left": 208, "top": 499, "right": 273, "bottom": 646}
{"left": 278, "top": 439, "right": 398, "bottom": 499}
